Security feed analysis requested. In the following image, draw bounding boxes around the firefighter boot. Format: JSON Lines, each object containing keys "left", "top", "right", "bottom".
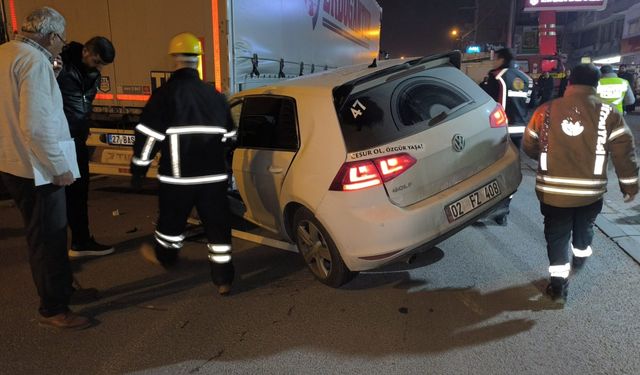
{"left": 494, "top": 214, "right": 508, "bottom": 226}
{"left": 572, "top": 256, "right": 586, "bottom": 270}
{"left": 546, "top": 277, "right": 568, "bottom": 303}
{"left": 141, "top": 242, "right": 179, "bottom": 269}
{"left": 210, "top": 262, "right": 235, "bottom": 296}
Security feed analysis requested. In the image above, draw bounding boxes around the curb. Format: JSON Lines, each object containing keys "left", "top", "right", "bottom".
{"left": 595, "top": 215, "right": 640, "bottom": 265}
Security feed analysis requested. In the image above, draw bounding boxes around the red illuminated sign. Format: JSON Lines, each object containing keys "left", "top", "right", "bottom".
{"left": 524, "top": 0, "right": 607, "bottom": 12}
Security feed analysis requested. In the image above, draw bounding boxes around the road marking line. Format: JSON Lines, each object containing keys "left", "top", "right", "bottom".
{"left": 231, "top": 229, "right": 298, "bottom": 253}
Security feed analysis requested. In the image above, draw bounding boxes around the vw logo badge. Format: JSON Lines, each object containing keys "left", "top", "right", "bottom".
{"left": 452, "top": 134, "right": 465, "bottom": 152}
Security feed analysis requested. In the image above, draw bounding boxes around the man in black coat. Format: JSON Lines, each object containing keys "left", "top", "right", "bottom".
{"left": 558, "top": 68, "right": 570, "bottom": 98}
{"left": 57, "top": 36, "right": 115, "bottom": 257}
{"left": 537, "top": 71, "right": 554, "bottom": 104}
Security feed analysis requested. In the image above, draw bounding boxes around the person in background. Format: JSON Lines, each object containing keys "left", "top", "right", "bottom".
{"left": 57, "top": 36, "right": 116, "bottom": 258}
{"left": 537, "top": 71, "right": 554, "bottom": 104}
{"left": 523, "top": 64, "right": 638, "bottom": 303}
{"left": 634, "top": 72, "right": 640, "bottom": 109}
{"left": 0, "top": 7, "right": 91, "bottom": 329}
{"left": 131, "top": 33, "right": 236, "bottom": 296}
{"left": 557, "top": 68, "right": 570, "bottom": 98}
{"left": 481, "top": 47, "right": 533, "bottom": 225}
{"left": 597, "top": 65, "right": 635, "bottom": 114}
{"left": 617, "top": 65, "right": 636, "bottom": 113}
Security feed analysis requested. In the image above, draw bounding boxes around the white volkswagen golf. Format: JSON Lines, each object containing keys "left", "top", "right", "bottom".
{"left": 230, "top": 52, "right": 522, "bottom": 287}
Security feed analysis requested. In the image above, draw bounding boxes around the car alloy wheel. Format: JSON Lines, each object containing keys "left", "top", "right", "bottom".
{"left": 292, "top": 207, "right": 356, "bottom": 287}
{"left": 296, "top": 219, "right": 332, "bottom": 280}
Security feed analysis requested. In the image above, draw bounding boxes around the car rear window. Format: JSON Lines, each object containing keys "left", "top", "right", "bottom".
{"left": 395, "top": 81, "right": 468, "bottom": 126}
{"left": 335, "top": 68, "right": 474, "bottom": 152}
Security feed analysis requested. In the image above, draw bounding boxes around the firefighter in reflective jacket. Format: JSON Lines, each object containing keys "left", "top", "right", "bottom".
{"left": 523, "top": 64, "right": 639, "bottom": 302}
{"left": 482, "top": 48, "right": 534, "bottom": 225}
{"left": 596, "top": 65, "right": 636, "bottom": 114}
{"left": 130, "top": 33, "right": 236, "bottom": 295}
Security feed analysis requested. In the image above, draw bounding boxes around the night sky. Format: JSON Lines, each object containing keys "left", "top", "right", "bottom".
{"left": 377, "top": 0, "right": 512, "bottom": 58}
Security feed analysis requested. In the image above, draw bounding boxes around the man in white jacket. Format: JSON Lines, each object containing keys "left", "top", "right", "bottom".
{"left": 0, "top": 7, "right": 90, "bottom": 329}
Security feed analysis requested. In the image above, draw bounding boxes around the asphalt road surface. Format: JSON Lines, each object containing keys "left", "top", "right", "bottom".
{"left": 1, "top": 115, "right": 639, "bottom": 375}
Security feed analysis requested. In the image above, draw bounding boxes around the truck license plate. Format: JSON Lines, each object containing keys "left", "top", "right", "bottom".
{"left": 107, "top": 134, "right": 135, "bottom": 146}
{"left": 445, "top": 180, "right": 501, "bottom": 222}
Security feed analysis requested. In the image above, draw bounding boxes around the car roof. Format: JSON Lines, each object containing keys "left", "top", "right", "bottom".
{"left": 233, "top": 51, "right": 464, "bottom": 99}
{"left": 277, "top": 58, "right": 411, "bottom": 88}
{"left": 235, "top": 58, "right": 416, "bottom": 97}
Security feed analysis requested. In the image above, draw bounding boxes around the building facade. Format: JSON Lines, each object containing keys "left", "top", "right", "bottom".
{"left": 561, "top": 0, "right": 638, "bottom": 67}
{"left": 621, "top": 2, "right": 640, "bottom": 66}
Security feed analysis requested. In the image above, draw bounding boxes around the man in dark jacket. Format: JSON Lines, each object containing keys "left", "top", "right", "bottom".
{"left": 557, "top": 68, "right": 570, "bottom": 98}
{"left": 57, "top": 36, "right": 115, "bottom": 257}
{"left": 523, "top": 64, "right": 638, "bottom": 303}
{"left": 131, "top": 33, "right": 236, "bottom": 295}
{"left": 482, "top": 48, "right": 533, "bottom": 225}
{"left": 537, "top": 71, "right": 554, "bottom": 104}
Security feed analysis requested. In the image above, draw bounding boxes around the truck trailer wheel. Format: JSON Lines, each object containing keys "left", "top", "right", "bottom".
{"left": 293, "top": 208, "right": 356, "bottom": 287}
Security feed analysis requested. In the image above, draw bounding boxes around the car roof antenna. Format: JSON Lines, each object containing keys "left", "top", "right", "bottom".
{"left": 368, "top": 58, "right": 377, "bottom": 68}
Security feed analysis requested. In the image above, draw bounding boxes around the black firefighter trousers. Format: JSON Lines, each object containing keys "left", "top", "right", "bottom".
{"left": 1, "top": 172, "right": 73, "bottom": 317}
{"left": 540, "top": 199, "right": 603, "bottom": 275}
{"left": 156, "top": 182, "right": 234, "bottom": 286}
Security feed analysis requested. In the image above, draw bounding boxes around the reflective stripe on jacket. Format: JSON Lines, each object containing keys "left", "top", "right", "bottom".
{"left": 130, "top": 68, "right": 235, "bottom": 185}
{"left": 523, "top": 85, "right": 639, "bottom": 208}
{"left": 483, "top": 63, "right": 533, "bottom": 130}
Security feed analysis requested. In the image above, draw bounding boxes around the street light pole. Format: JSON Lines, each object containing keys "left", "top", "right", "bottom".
{"left": 473, "top": 0, "right": 479, "bottom": 43}
{"left": 507, "top": 0, "right": 516, "bottom": 48}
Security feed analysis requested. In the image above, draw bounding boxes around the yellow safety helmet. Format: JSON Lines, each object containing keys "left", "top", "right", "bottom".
{"left": 168, "top": 32, "right": 202, "bottom": 55}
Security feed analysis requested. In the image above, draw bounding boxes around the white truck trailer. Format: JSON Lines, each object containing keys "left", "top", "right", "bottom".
{"left": 3, "top": 0, "right": 382, "bottom": 175}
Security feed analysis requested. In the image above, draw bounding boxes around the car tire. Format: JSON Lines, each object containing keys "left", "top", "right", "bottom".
{"left": 292, "top": 207, "right": 356, "bottom": 287}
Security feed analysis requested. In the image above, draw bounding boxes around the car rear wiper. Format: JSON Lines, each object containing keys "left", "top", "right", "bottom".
{"left": 428, "top": 100, "right": 475, "bottom": 127}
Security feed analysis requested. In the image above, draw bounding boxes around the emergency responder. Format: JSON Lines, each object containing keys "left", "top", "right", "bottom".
{"left": 617, "top": 65, "right": 636, "bottom": 113}
{"left": 523, "top": 64, "right": 639, "bottom": 302}
{"left": 57, "top": 36, "right": 116, "bottom": 258}
{"left": 130, "top": 32, "right": 236, "bottom": 295}
{"left": 482, "top": 48, "right": 533, "bottom": 225}
{"left": 596, "top": 65, "right": 635, "bottom": 114}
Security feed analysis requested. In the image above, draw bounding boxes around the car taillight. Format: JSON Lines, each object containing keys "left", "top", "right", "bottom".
{"left": 330, "top": 153, "right": 416, "bottom": 191}
{"left": 375, "top": 153, "right": 417, "bottom": 182}
{"left": 490, "top": 104, "right": 508, "bottom": 128}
